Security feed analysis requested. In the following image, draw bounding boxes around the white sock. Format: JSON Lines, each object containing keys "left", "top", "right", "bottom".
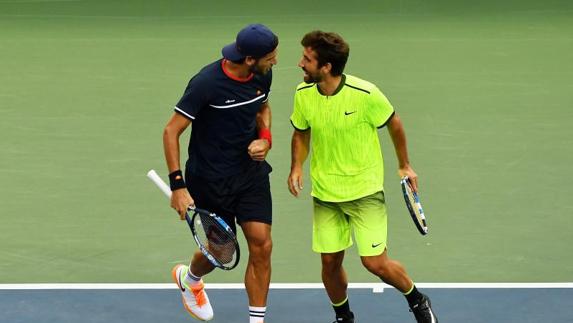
{"left": 249, "top": 306, "right": 266, "bottom": 323}
{"left": 183, "top": 267, "right": 202, "bottom": 287}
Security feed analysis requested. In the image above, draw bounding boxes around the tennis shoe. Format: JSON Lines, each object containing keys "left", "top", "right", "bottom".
{"left": 172, "top": 264, "right": 214, "bottom": 321}
{"left": 409, "top": 294, "right": 438, "bottom": 323}
{"left": 332, "top": 311, "right": 354, "bottom": 323}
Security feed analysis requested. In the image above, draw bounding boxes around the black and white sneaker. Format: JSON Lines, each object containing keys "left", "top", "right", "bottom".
{"left": 332, "top": 311, "right": 355, "bottom": 323}
{"left": 410, "top": 294, "right": 438, "bottom": 323}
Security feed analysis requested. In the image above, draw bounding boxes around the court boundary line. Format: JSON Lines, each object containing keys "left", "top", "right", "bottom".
{"left": 1, "top": 283, "right": 572, "bottom": 292}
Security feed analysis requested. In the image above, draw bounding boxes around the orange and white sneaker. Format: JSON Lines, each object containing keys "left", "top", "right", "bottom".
{"left": 171, "top": 264, "right": 214, "bottom": 321}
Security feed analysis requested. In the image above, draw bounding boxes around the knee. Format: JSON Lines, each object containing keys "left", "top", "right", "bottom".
{"left": 321, "top": 253, "right": 344, "bottom": 273}
{"left": 248, "top": 238, "right": 273, "bottom": 261}
{"left": 361, "top": 257, "right": 388, "bottom": 277}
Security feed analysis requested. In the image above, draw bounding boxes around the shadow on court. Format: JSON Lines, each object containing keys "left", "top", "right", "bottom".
{"left": 0, "top": 288, "right": 572, "bottom": 323}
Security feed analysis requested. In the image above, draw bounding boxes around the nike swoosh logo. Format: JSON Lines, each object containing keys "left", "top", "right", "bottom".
{"left": 372, "top": 242, "right": 383, "bottom": 248}
{"left": 344, "top": 111, "right": 356, "bottom": 115}
{"left": 177, "top": 274, "right": 186, "bottom": 292}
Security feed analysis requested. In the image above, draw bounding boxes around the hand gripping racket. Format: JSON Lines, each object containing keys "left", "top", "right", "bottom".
{"left": 400, "top": 176, "right": 428, "bottom": 235}
{"left": 147, "top": 169, "right": 240, "bottom": 270}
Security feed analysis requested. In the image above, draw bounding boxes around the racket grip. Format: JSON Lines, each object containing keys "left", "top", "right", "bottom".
{"left": 147, "top": 169, "right": 172, "bottom": 198}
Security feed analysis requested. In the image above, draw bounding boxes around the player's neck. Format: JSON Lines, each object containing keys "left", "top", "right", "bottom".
{"left": 317, "top": 74, "right": 343, "bottom": 96}
{"left": 222, "top": 59, "right": 253, "bottom": 81}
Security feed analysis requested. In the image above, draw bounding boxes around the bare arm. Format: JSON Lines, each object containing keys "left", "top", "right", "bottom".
{"left": 162, "top": 112, "right": 194, "bottom": 219}
{"left": 248, "top": 101, "right": 272, "bottom": 161}
{"left": 256, "top": 100, "right": 272, "bottom": 131}
{"left": 387, "top": 113, "right": 419, "bottom": 191}
{"left": 163, "top": 113, "right": 191, "bottom": 173}
{"left": 287, "top": 129, "right": 311, "bottom": 197}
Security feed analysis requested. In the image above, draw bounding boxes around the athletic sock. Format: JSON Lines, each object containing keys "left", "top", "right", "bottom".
{"left": 404, "top": 284, "right": 424, "bottom": 307}
{"left": 332, "top": 296, "right": 352, "bottom": 318}
{"left": 183, "top": 267, "right": 202, "bottom": 287}
{"left": 249, "top": 306, "right": 266, "bottom": 323}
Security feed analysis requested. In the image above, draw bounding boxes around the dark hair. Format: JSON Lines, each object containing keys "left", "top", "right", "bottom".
{"left": 301, "top": 31, "right": 349, "bottom": 76}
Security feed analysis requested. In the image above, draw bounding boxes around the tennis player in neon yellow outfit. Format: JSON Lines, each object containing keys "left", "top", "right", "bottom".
{"left": 288, "top": 31, "right": 438, "bottom": 323}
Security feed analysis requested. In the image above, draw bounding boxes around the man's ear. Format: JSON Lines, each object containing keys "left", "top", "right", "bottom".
{"left": 245, "top": 56, "right": 257, "bottom": 67}
{"left": 321, "top": 62, "right": 332, "bottom": 75}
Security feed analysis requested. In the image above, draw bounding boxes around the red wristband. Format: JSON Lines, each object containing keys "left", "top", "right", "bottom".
{"left": 258, "top": 128, "right": 272, "bottom": 149}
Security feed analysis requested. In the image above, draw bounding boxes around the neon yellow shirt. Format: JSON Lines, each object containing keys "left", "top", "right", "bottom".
{"left": 290, "top": 74, "right": 395, "bottom": 202}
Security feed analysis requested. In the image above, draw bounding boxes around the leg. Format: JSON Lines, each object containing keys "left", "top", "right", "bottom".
{"left": 186, "top": 174, "right": 224, "bottom": 278}
{"left": 322, "top": 251, "right": 354, "bottom": 322}
{"left": 344, "top": 191, "right": 411, "bottom": 290}
{"left": 321, "top": 251, "right": 348, "bottom": 303}
{"left": 233, "top": 169, "right": 273, "bottom": 322}
{"left": 241, "top": 221, "right": 272, "bottom": 307}
{"left": 348, "top": 192, "right": 438, "bottom": 322}
{"left": 312, "top": 197, "right": 354, "bottom": 322}
{"left": 360, "top": 249, "right": 412, "bottom": 292}
{"left": 190, "top": 250, "right": 216, "bottom": 277}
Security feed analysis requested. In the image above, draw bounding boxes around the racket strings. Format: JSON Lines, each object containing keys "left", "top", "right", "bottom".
{"left": 401, "top": 178, "right": 428, "bottom": 235}
{"left": 195, "top": 213, "right": 237, "bottom": 265}
{"left": 406, "top": 186, "right": 424, "bottom": 220}
{"left": 407, "top": 190, "right": 420, "bottom": 215}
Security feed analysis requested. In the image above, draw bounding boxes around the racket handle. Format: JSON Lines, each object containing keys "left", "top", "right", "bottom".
{"left": 147, "top": 169, "right": 172, "bottom": 198}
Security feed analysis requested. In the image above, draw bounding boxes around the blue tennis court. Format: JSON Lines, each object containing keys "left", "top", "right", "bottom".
{"left": 1, "top": 284, "right": 572, "bottom": 322}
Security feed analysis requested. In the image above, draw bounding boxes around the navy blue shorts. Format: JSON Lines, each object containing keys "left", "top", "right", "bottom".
{"left": 185, "top": 162, "right": 272, "bottom": 233}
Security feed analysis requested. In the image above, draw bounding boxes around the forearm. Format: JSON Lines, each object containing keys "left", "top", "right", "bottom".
{"left": 256, "top": 102, "right": 272, "bottom": 130}
{"left": 387, "top": 114, "right": 410, "bottom": 168}
{"left": 163, "top": 115, "right": 194, "bottom": 215}
{"left": 163, "top": 126, "right": 183, "bottom": 173}
{"left": 162, "top": 114, "right": 191, "bottom": 173}
{"left": 291, "top": 130, "right": 310, "bottom": 169}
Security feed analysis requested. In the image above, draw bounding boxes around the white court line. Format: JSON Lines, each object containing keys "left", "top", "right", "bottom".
{"left": 0, "top": 283, "right": 572, "bottom": 293}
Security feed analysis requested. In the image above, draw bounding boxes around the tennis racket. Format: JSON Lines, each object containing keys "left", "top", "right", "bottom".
{"left": 400, "top": 176, "right": 428, "bottom": 235}
{"left": 146, "top": 169, "right": 240, "bottom": 270}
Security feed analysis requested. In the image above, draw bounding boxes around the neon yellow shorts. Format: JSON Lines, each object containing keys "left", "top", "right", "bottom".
{"left": 312, "top": 191, "right": 387, "bottom": 257}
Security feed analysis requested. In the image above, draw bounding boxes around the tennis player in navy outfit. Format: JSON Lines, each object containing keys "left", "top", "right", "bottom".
{"left": 162, "top": 24, "right": 278, "bottom": 323}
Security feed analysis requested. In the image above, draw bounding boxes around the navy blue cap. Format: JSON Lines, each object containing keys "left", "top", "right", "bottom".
{"left": 222, "top": 24, "right": 278, "bottom": 61}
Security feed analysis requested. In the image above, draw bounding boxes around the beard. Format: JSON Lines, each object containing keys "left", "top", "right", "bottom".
{"left": 303, "top": 68, "right": 322, "bottom": 84}
{"left": 250, "top": 61, "right": 270, "bottom": 75}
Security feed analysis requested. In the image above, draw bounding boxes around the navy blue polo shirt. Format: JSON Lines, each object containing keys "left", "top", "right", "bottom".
{"left": 175, "top": 59, "right": 272, "bottom": 179}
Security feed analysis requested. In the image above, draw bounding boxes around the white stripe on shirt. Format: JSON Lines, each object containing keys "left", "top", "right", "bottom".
{"left": 174, "top": 106, "right": 195, "bottom": 119}
{"left": 209, "top": 94, "right": 266, "bottom": 109}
